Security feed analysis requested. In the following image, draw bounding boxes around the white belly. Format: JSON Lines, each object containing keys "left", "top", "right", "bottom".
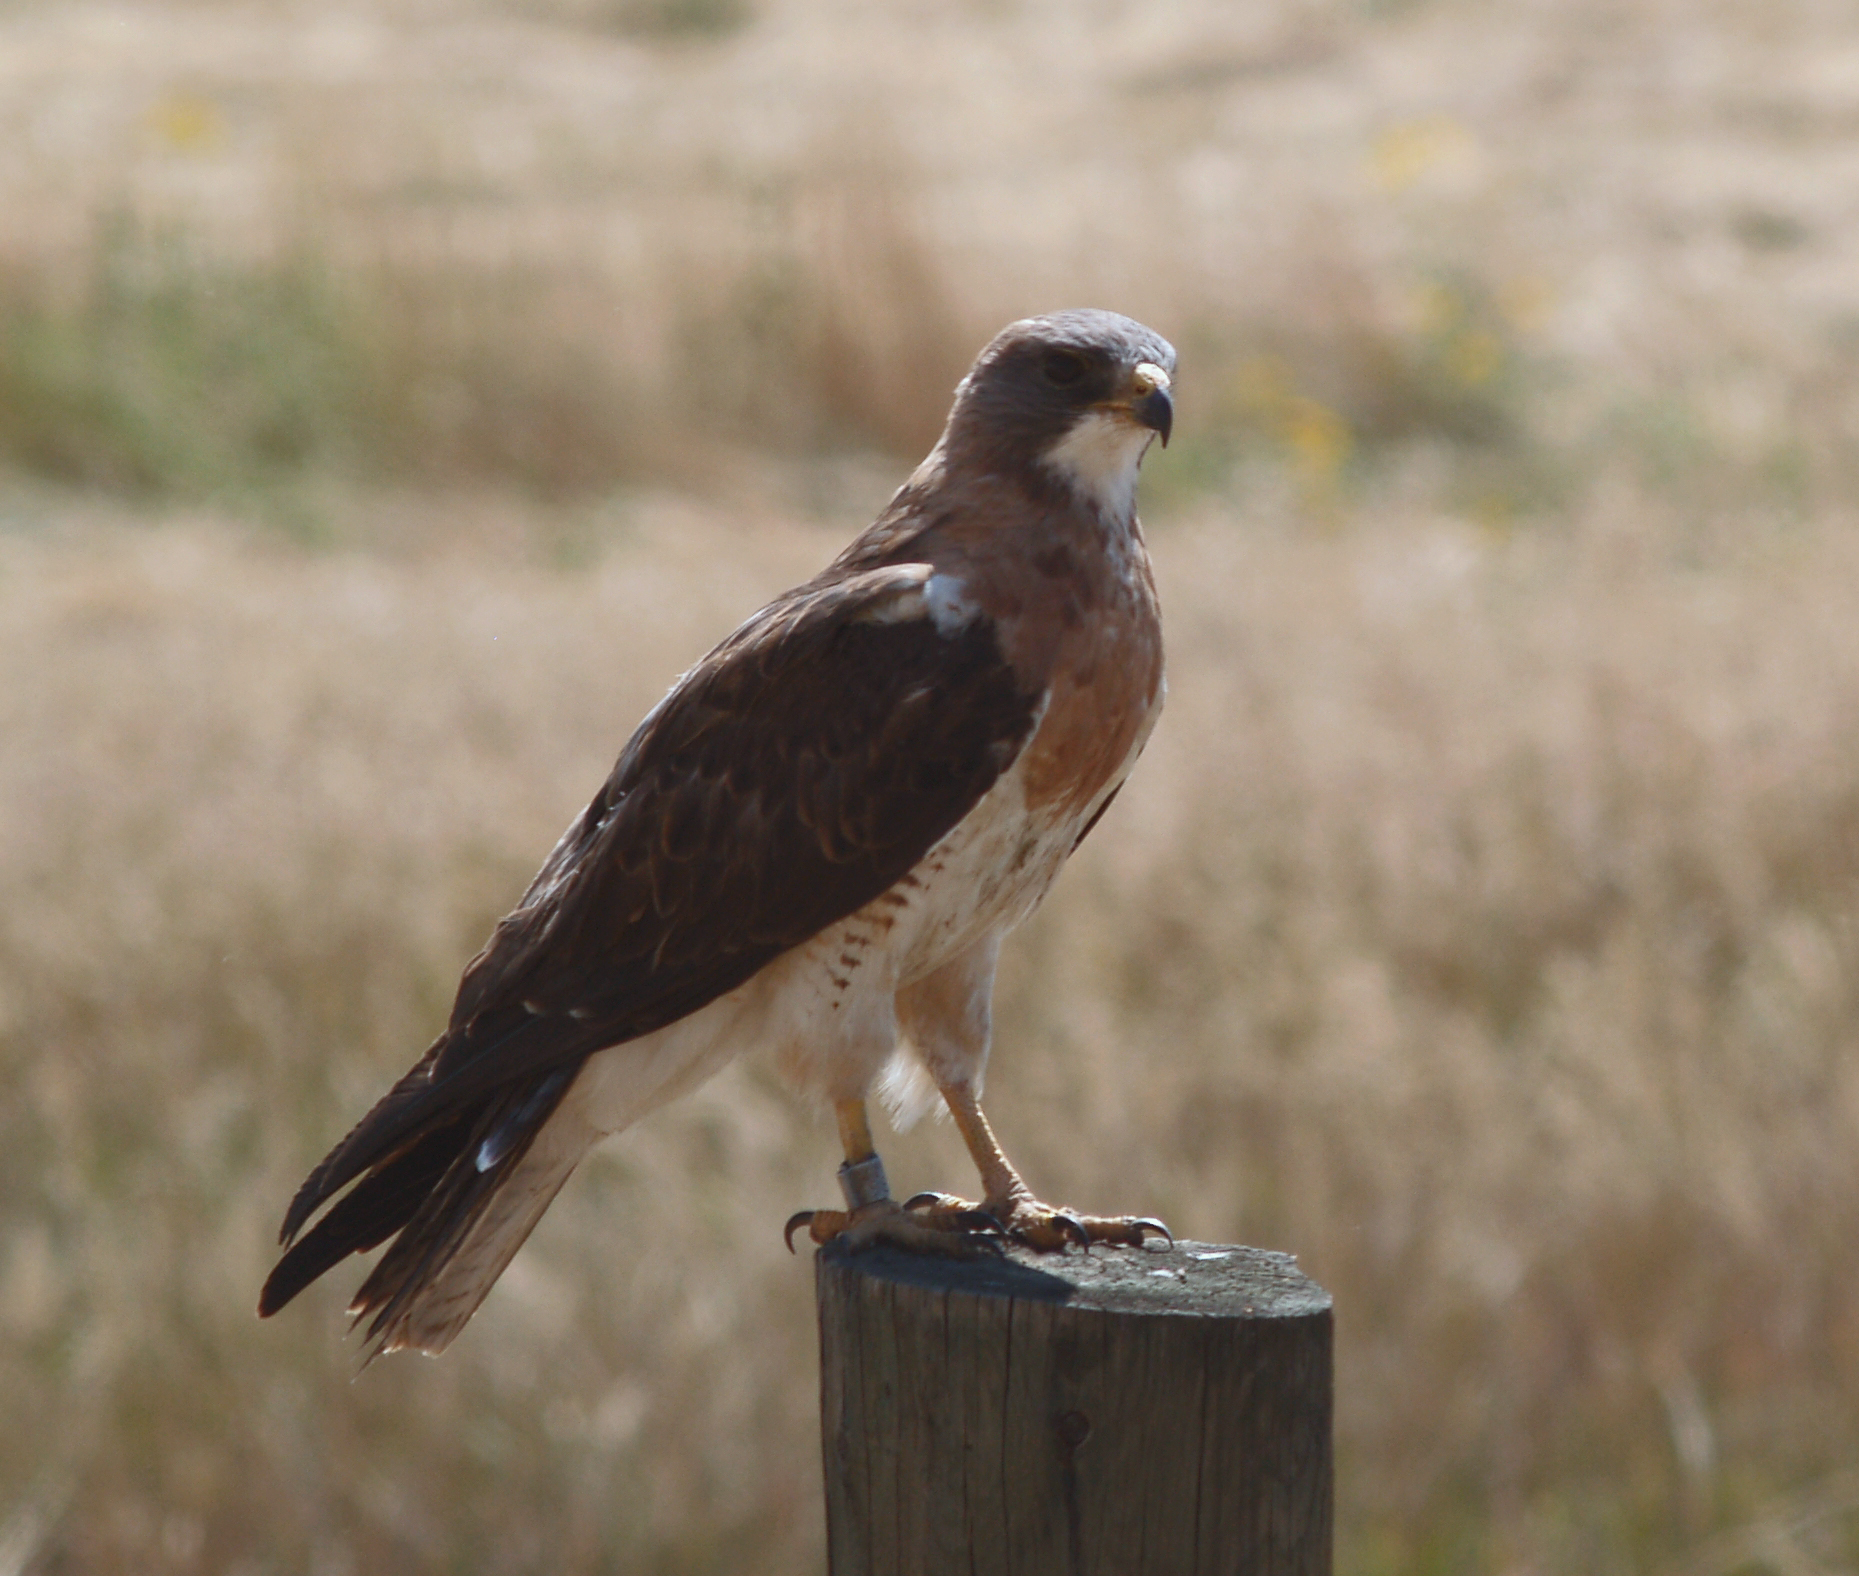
{"left": 728, "top": 752, "right": 1093, "bottom": 1104}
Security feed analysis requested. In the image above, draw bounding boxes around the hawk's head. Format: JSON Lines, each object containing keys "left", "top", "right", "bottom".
{"left": 945, "top": 309, "right": 1176, "bottom": 520}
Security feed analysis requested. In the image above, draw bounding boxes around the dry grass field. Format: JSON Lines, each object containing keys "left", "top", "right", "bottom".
{"left": 6, "top": 0, "right": 1859, "bottom": 1572}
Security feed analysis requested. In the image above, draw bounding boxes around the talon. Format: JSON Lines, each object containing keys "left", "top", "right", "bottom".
{"left": 1009, "top": 1210, "right": 1092, "bottom": 1253}
{"left": 1131, "top": 1217, "right": 1174, "bottom": 1248}
{"left": 783, "top": 1210, "right": 816, "bottom": 1253}
{"left": 900, "top": 1192, "right": 1005, "bottom": 1235}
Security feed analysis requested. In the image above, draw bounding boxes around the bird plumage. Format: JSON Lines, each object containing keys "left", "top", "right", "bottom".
{"left": 261, "top": 308, "right": 1176, "bottom": 1358}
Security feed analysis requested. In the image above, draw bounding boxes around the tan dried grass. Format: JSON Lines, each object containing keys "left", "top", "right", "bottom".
{"left": 6, "top": 0, "right": 1859, "bottom": 1569}
{"left": 4, "top": 481, "right": 1859, "bottom": 1572}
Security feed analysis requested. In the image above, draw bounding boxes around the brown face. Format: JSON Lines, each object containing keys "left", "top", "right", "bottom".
{"left": 946, "top": 310, "right": 1177, "bottom": 483}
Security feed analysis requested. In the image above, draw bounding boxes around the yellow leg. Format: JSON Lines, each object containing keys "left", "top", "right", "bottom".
{"left": 911, "top": 1081, "right": 1172, "bottom": 1253}
{"left": 835, "top": 1098, "right": 876, "bottom": 1166}
{"left": 782, "top": 1095, "right": 997, "bottom": 1257}
{"left": 832, "top": 1098, "right": 890, "bottom": 1212}
{"left": 939, "top": 1082, "right": 1030, "bottom": 1209}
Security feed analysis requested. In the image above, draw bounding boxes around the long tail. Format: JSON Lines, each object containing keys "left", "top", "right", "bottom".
{"left": 259, "top": 1061, "right": 585, "bottom": 1361}
{"left": 351, "top": 1113, "right": 586, "bottom": 1359}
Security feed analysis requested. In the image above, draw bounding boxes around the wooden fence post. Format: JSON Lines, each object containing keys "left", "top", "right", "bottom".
{"left": 814, "top": 1238, "right": 1332, "bottom": 1576}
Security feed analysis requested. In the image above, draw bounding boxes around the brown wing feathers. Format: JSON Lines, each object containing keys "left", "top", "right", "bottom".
{"left": 261, "top": 568, "right": 1040, "bottom": 1320}
{"left": 256, "top": 1110, "right": 472, "bottom": 1316}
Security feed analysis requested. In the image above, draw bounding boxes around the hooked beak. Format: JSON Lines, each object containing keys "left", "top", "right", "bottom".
{"left": 1129, "top": 361, "right": 1173, "bottom": 447}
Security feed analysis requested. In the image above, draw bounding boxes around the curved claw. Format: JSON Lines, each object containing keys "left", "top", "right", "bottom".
{"left": 1130, "top": 1217, "right": 1174, "bottom": 1248}
{"left": 902, "top": 1192, "right": 1007, "bottom": 1236}
{"left": 783, "top": 1210, "right": 816, "bottom": 1253}
{"left": 1011, "top": 1211, "right": 1094, "bottom": 1254}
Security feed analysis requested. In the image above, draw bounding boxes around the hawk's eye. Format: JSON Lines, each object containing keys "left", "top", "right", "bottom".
{"left": 1041, "top": 349, "right": 1091, "bottom": 388}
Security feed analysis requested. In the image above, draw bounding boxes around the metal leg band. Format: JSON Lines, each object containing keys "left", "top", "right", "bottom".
{"left": 837, "top": 1154, "right": 891, "bottom": 1211}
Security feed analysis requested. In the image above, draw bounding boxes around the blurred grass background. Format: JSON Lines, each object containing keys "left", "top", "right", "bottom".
{"left": 4, "top": 0, "right": 1859, "bottom": 1571}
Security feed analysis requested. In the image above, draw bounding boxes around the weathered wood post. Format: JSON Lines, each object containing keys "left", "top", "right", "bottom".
{"left": 815, "top": 1239, "right": 1332, "bottom": 1576}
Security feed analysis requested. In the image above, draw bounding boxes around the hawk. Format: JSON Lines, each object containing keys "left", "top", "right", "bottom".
{"left": 260, "top": 309, "right": 1176, "bottom": 1359}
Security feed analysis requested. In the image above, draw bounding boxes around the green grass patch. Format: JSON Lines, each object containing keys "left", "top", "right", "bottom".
{"left": 0, "top": 217, "right": 652, "bottom": 505}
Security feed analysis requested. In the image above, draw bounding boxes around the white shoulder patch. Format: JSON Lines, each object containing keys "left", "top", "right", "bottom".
{"left": 1041, "top": 411, "right": 1155, "bottom": 522}
{"left": 921, "top": 572, "right": 976, "bottom": 635}
{"left": 854, "top": 566, "right": 977, "bottom": 637}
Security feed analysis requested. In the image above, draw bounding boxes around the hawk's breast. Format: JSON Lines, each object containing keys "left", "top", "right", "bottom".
{"left": 1010, "top": 535, "right": 1165, "bottom": 824}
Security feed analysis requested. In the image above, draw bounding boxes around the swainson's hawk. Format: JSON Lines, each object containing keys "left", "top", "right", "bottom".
{"left": 260, "top": 309, "right": 1176, "bottom": 1359}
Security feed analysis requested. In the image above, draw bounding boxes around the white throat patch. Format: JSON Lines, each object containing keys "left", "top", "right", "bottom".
{"left": 1040, "top": 411, "right": 1155, "bottom": 521}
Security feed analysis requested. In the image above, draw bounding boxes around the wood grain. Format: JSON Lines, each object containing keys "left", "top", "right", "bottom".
{"left": 816, "top": 1240, "right": 1333, "bottom": 1575}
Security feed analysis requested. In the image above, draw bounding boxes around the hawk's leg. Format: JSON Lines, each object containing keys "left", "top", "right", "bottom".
{"left": 783, "top": 1098, "right": 1002, "bottom": 1256}
{"left": 905, "top": 1081, "right": 1172, "bottom": 1252}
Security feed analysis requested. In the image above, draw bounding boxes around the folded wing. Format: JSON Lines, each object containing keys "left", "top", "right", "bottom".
{"left": 260, "top": 564, "right": 1041, "bottom": 1340}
